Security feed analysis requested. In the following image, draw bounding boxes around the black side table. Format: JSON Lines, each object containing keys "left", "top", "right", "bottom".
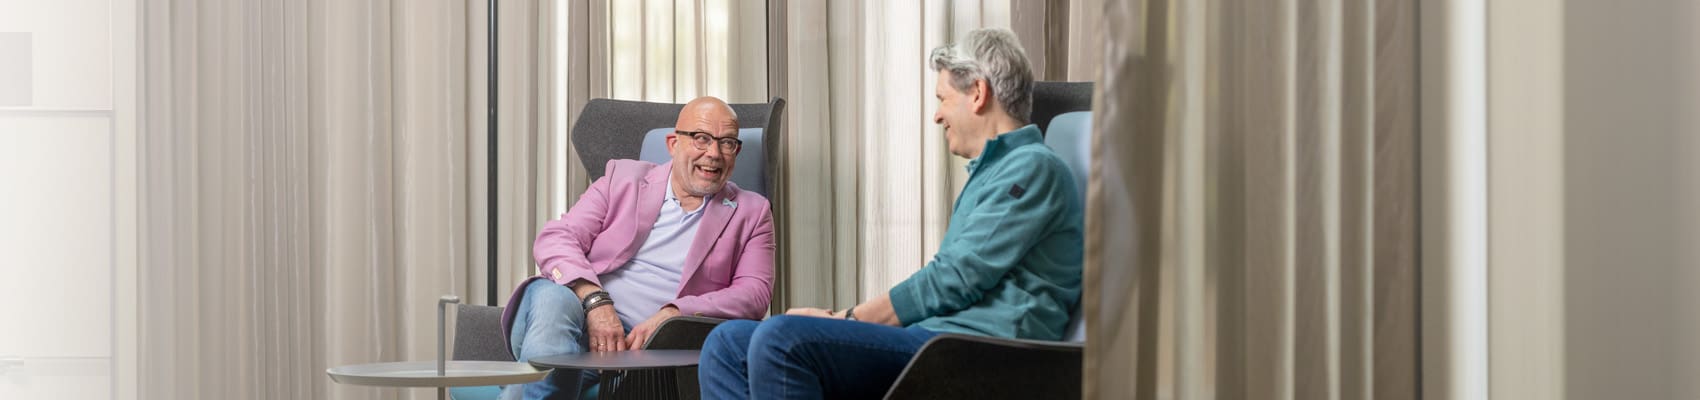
{"left": 530, "top": 349, "right": 702, "bottom": 400}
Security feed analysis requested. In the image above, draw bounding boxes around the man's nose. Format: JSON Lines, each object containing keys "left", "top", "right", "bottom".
{"left": 933, "top": 111, "right": 944, "bottom": 125}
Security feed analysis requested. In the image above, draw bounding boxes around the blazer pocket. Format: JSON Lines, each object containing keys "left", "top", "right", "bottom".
{"left": 692, "top": 251, "right": 735, "bottom": 287}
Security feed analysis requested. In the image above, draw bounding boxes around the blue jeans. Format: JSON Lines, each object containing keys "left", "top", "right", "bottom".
{"left": 698, "top": 315, "right": 940, "bottom": 399}
{"left": 501, "top": 279, "right": 629, "bottom": 400}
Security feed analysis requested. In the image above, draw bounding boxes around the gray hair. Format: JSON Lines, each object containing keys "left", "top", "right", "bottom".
{"left": 928, "top": 28, "right": 1036, "bottom": 123}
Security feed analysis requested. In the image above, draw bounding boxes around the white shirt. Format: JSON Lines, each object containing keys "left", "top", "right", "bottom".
{"left": 598, "top": 175, "right": 708, "bottom": 327}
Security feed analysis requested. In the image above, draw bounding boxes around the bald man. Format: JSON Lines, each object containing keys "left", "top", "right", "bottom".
{"left": 499, "top": 97, "right": 775, "bottom": 400}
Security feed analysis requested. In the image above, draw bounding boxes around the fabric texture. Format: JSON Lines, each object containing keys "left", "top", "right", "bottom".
{"left": 500, "top": 279, "right": 615, "bottom": 400}
{"left": 698, "top": 316, "right": 940, "bottom": 400}
{"left": 501, "top": 158, "right": 776, "bottom": 352}
{"left": 598, "top": 173, "right": 706, "bottom": 327}
{"left": 888, "top": 124, "right": 1085, "bottom": 341}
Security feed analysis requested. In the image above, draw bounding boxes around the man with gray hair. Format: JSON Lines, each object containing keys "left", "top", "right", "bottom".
{"left": 697, "top": 27, "right": 1083, "bottom": 399}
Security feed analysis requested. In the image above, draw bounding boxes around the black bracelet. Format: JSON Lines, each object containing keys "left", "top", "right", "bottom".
{"left": 585, "top": 297, "right": 614, "bottom": 311}
{"left": 844, "top": 306, "right": 857, "bottom": 321}
{"left": 581, "top": 290, "right": 613, "bottom": 311}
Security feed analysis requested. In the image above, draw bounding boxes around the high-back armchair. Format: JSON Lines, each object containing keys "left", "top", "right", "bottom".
{"left": 883, "top": 81, "right": 1095, "bottom": 400}
{"left": 570, "top": 97, "right": 787, "bottom": 194}
{"left": 450, "top": 97, "right": 784, "bottom": 400}
{"left": 574, "top": 96, "right": 791, "bottom": 316}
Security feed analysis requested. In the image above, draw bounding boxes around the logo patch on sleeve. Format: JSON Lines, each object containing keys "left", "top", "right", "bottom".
{"left": 1008, "top": 184, "right": 1027, "bottom": 199}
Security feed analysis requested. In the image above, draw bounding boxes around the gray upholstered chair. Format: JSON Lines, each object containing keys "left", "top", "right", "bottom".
{"left": 1030, "top": 81, "right": 1094, "bottom": 134}
{"left": 638, "top": 127, "right": 771, "bottom": 197}
{"left": 448, "top": 304, "right": 517, "bottom": 400}
{"left": 571, "top": 97, "right": 787, "bottom": 195}
{"left": 883, "top": 82, "right": 1094, "bottom": 400}
{"left": 450, "top": 97, "right": 785, "bottom": 400}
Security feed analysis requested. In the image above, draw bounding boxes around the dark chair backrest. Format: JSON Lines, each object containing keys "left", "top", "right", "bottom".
{"left": 454, "top": 304, "right": 514, "bottom": 362}
{"left": 639, "top": 127, "right": 770, "bottom": 197}
{"left": 570, "top": 97, "right": 787, "bottom": 187}
{"left": 1044, "top": 111, "right": 1093, "bottom": 343}
{"left": 1035, "top": 81, "right": 1095, "bottom": 343}
{"left": 1030, "top": 82, "right": 1094, "bottom": 134}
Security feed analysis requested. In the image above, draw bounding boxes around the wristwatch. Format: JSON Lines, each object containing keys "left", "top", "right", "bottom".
{"left": 843, "top": 306, "right": 858, "bottom": 321}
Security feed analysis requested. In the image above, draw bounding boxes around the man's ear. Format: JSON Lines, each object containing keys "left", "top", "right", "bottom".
{"left": 970, "top": 79, "right": 993, "bottom": 114}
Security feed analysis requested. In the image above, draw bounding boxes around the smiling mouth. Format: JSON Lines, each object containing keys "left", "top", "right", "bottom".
{"left": 694, "top": 164, "right": 723, "bottom": 179}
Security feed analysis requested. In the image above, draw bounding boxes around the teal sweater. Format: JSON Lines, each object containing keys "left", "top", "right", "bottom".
{"left": 889, "top": 124, "right": 1085, "bottom": 341}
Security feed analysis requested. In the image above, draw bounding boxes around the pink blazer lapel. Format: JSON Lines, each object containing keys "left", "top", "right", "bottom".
{"left": 621, "top": 162, "right": 672, "bottom": 262}
{"left": 679, "top": 184, "right": 739, "bottom": 288}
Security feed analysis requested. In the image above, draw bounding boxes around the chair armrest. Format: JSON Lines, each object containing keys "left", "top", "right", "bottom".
{"left": 642, "top": 316, "right": 728, "bottom": 350}
{"left": 454, "top": 304, "right": 515, "bottom": 362}
{"left": 883, "top": 334, "right": 1083, "bottom": 400}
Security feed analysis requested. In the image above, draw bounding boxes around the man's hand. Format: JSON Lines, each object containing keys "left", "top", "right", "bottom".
{"left": 783, "top": 307, "right": 838, "bottom": 319}
{"left": 585, "top": 304, "right": 627, "bottom": 352}
{"left": 624, "top": 306, "right": 682, "bottom": 350}
{"left": 571, "top": 280, "right": 627, "bottom": 352}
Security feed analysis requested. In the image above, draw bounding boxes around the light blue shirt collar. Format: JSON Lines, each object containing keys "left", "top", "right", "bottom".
{"left": 663, "top": 174, "right": 712, "bottom": 217}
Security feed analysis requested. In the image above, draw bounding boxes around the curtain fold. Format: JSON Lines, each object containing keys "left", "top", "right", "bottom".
{"left": 1083, "top": 0, "right": 1420, "bottom": 398}
{"left": 141, "top": 1, "right": 481, "bottom": 398}
{"left": 604, "top": 0, "right": 767, "bottom": 104}
{"left": 788, "top": 0, "right": 1017, "bottom": 304}
{"left": 486, "top": 0, "right": 569, "bottom": 309}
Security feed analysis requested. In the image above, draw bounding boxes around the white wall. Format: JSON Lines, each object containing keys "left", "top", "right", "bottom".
{"left": 0, "top": 0, "right": 137, "bottom": 399}
{"left": 1488, "top": 0, "right": 1566, "bottom": 398}
{"left": 1491, "top": 1, "right": 1700, "bottom": 398}
{"left": 1560, "top": 1, "right": 1700, "bottom": 398}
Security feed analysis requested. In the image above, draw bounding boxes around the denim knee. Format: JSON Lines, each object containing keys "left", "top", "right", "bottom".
{"left": 524, "top": 281, "right": 585, "bottom": 327}
{"left": 704, "top": 319, "right": 760, "bottom": 359}
{"left": 523, "top": 280, "right": 584, "bottom": 315}
{"left": 511, "top": 280, "right": 588, "bottom": 359}
{"left": 749, "top": 315, "right": 812, "bottom": 354}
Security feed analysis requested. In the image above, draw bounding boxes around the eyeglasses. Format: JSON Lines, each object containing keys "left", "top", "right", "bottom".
{"left": 676, "top": 130, "right": 743, "bottom": 154}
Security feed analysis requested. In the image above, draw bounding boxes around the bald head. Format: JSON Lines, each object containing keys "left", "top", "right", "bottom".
{"left": 676, "top": 96, "right": 740, "bottom": 130}
{"left": 666, "top": 96, "right": 742, "bottom": 200}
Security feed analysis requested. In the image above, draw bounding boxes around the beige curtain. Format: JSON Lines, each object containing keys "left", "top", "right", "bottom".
{"left": 1083, "top": 0, "right": 1420, "bottom": 398}
{"left": 140, "top": 1, "right": 485, "bottom": 398}
{"left": 604, "top": 0, "right": 768, "bottom": 104}
{"left": 778, "top": 0, "right": 858, "bottom": 308}
{"left": 779, "top": 0, "right": 1029, "bottom": 307}
{"left": 500, "top": 0, "right": 770, "bottom": 302}
{"left": 1009, "top": 0, "right": 1105, "bottom": 82}
{"left": 485, "top": 0, "right": 590, "bottom": 308}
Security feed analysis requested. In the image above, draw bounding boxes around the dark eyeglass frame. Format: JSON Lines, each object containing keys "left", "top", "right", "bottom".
{"left": 675, "top": 130, "right": 743, "bottom": 154}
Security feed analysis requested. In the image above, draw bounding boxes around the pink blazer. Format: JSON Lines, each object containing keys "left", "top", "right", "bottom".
{"left": 502, "top": 159, "right": 775, "bottom": 336}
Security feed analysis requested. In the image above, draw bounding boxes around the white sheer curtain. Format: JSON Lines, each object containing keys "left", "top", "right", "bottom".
{"left": 779, "top": 0, "right": 1033, "bottom": 306}
{"left": 133, "top": 1, "right": 776, "bottom": 398}
{"left": 489, "top": 0, "right": 575, "bottom": 310}
{"left": 538, "top": 0, "right": 1061, "bottom": 312}
{"left": 516, "top": 0, "right": 771, "bottom": 305}
{"left": 141, "top": 1, "right": 483, "bottom": 398}
{"left": 492, "top": 0, "right": 779, "bottom": 310}
{"left": 604, "top": 0, "right": 767, "bottom": 104}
